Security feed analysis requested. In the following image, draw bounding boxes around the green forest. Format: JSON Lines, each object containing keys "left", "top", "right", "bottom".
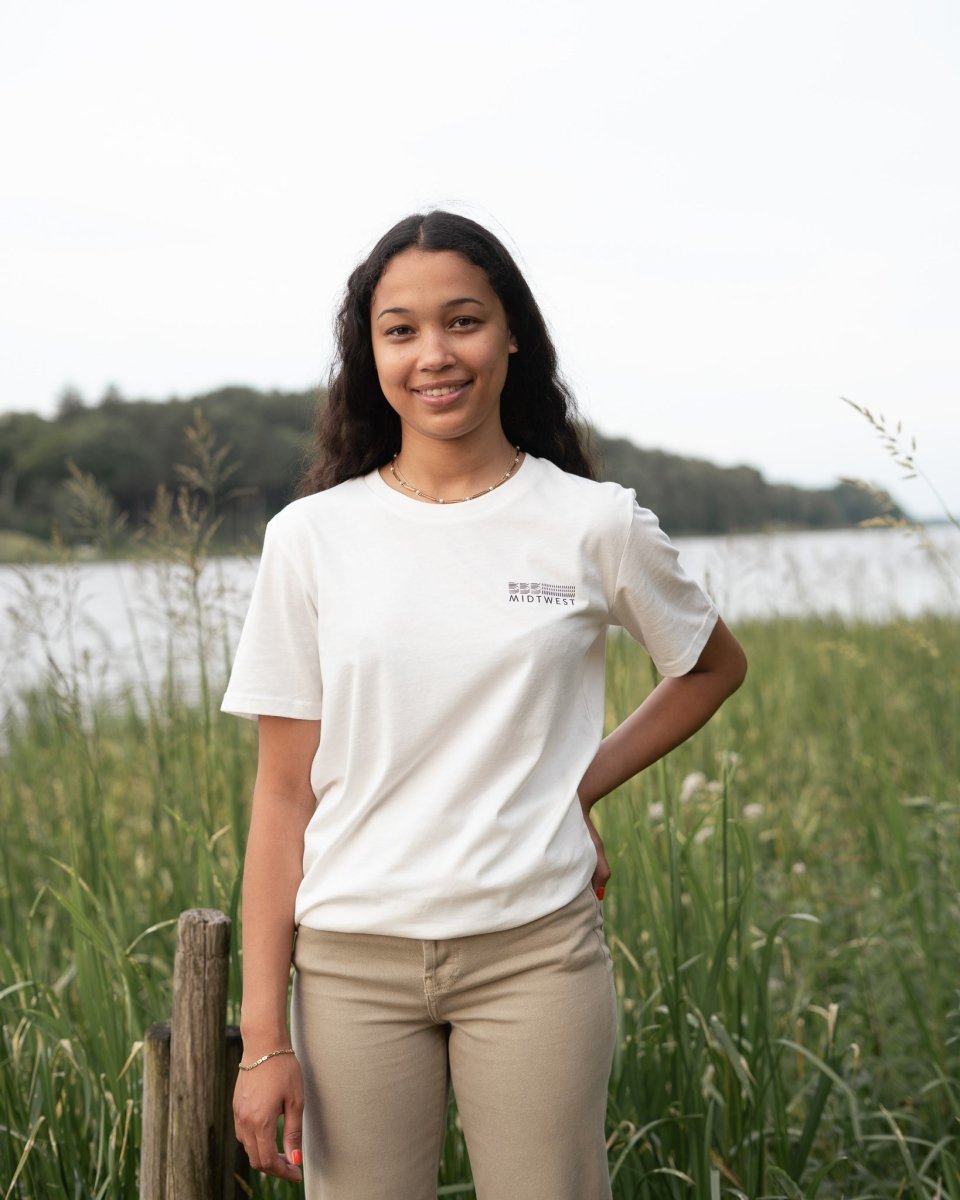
{"left": 0, "top": 385, "right": 898, "bottom": 551}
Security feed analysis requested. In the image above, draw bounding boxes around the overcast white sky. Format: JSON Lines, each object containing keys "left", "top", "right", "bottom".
{"left": 2, "top": 0, "right": 958, "bottom": 517}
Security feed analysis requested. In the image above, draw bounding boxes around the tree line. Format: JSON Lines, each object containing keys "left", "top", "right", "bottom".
{"left": 0, "top": 385, "right": 898, "bottom": 545}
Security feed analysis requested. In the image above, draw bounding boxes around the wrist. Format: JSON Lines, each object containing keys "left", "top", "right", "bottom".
{"left": 238, "top": 1046, "right": 296, "bottom": 1072}
{"left": 240, "top": 1011, "right": 290, "bottom": 1047}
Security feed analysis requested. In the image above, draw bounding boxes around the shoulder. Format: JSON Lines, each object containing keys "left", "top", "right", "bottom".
{"left": 529, "top": 456, "right": 645, "bottom": 530}
{"left": 254, "top": 477, "right": 375, "bottom": 579}
{"left": 528, "top": 458, "right": 680, "bottom": 575}
{"left": 265, "top": 475, "right": 370, "bottom": 540}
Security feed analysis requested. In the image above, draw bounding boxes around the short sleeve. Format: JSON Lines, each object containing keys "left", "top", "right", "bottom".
{"left": 221, "top": 518, "right": 324, "bottom": 721}
{"left": 610, "top": 504, "right": 718, "bottom": 677}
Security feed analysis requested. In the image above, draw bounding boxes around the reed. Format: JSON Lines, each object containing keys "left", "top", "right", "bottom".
{"left": 3, "top": 613, "right": 957, "bottom": 1197}
{"left": 1, "top": 439, "right": 957, "bottom": 1196}
{"left": 598, "top": 620, "right": 959, "bottom": 1197}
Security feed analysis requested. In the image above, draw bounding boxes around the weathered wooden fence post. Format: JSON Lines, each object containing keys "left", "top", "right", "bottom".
{"left": 141, "top": 1022, "right": 172, "bottom": 1197}
{"left": 140, "top": 909, "right": 250, "bottom": 1199}
{"left": 165, "top": 908, "right": 230, "bottom": 1199}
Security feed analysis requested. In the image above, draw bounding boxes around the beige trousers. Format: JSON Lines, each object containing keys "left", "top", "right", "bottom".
{"left": 290, "top": 885, "right": 616, "bottom": 1200}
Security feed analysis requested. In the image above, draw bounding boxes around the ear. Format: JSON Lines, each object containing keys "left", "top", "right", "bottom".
{"left": 508, "top": 331, "right": 518, "bottom": 354}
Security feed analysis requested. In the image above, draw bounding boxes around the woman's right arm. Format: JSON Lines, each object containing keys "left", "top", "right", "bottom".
{"left": 233, "top": 715, "right": 321, "bottom": 1184}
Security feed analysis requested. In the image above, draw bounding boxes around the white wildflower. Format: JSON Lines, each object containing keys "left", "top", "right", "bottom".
{"left": 647, "top": 801, "right": 664, "bottom": 822}
{"left": 680, "top": 771, "right": 707, "bottom": 804}
{"left": 742, "top": 803, "right": 764, "bottom": 820}
{"left": 791, "top": 861, "right": 807, "bottom": 876}
{"left": 694, "top": 824, "right": 714, "bottom": 845}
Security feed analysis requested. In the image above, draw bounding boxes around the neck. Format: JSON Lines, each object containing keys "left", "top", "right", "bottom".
{"left": 386, "top": 429, "right": 521, "bottom": 504}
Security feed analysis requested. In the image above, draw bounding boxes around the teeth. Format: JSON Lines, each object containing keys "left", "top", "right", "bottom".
{"left": 418, "top": 384, "right": 463, "bottom": 397}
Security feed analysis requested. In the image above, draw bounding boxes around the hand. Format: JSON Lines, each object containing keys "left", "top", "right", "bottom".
{"left": 582, "top": 807, "right": 611, "bottom": 898}
{"left": 233, "top": 1053, "right": 304, "bottom": 1182}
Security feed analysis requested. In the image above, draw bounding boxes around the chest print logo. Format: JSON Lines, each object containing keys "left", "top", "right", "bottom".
{"left": 508, "top": 582, "right": 577, "bottom": 606}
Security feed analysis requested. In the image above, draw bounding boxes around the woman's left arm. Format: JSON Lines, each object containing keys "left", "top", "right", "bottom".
{"left": 578, "top": 618, "right": 747, "bottom": 873}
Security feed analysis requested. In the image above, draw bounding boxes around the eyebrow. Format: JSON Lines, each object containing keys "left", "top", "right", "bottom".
{"left": 375, "top": 297, "right": 486, "bottom": 320}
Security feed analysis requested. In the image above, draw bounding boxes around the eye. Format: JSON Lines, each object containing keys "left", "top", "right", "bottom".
{"left": 450, "top": 316, "right": 480, "bottom": 330}
{"left": 384, "top": 324, "right": 414, "bottom": 338}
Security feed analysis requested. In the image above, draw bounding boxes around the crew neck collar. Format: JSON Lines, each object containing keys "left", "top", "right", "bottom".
{"left": 363, "top": 452, "right": 540, "bottom": 521}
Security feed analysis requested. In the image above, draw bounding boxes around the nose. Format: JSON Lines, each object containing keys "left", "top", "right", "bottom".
{"left": 417, "top": 326, "right": 455, "bottom": 371}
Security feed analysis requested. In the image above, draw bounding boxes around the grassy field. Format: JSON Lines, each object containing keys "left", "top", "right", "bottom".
{"left": 2, "top": 594, "right": 958, "bottom": 1197}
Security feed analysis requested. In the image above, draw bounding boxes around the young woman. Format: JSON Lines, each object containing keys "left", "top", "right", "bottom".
{"left": 222, "top": 211, "right": 747, "bottom": 1199}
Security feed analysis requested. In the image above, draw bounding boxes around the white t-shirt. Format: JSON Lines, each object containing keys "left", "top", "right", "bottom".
{"left": 222, "top": 454, "right": 717, "bottom": 938}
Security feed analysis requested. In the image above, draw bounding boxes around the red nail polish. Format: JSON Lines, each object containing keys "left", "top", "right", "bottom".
{"left": 596, "top": 886, "right": 605, "bottom": 901}
{"left": 290, "top": 1149, "right": 302, "bottom": 1167}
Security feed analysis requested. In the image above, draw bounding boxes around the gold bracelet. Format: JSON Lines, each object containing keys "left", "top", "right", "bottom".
{"left": 238, "top": 1047, "right": 296, "bottom": 1072}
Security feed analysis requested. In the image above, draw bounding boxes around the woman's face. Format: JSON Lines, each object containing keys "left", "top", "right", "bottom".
{"left": 370, "top": 248, "right": 517, "bottom": 448}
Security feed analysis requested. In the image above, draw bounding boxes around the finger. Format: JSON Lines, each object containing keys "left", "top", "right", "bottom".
{"left": 595, "top": 854, "right": 612, "bottom": 892}
{"left": 589, "top": 828, "right": 610, "bottom": 882}
{"left": 593, "top": 850, "right": 611, "bottom": 896}
{"left": 597, "top": 852, "right": 611, "bottom": 887}
{"left": 283, "top": 1103, "right": 304, "bottom": 1181}
{"left": 253, "top": 1130, "right": 302, "bottom": 1182}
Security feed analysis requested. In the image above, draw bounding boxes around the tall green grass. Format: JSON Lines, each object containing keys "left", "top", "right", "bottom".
{"left": 600, "top": 620, "right": 959, "bottom": 1197}
{"left": 3, "top": 608, "right": 957, "bottom": 1197}
{"left": 1, "top": 441, "right": 957, "bottom": 1196}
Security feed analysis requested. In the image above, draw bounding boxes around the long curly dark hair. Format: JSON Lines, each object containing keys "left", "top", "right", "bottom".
{"left": 300, "top": 211, "right": 595, "bottom": 493}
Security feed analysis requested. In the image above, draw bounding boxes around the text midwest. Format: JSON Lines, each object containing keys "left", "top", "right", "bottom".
{"left": 508, "top": 582, "right": 577, "bottom": 606}
{"left": 508, "top": 594, "right": 576, "bottom": 605}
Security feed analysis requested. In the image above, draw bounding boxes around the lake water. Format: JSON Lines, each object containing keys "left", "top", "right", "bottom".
{"left": 1, "top": 525, "right": 956, "bottom": 709}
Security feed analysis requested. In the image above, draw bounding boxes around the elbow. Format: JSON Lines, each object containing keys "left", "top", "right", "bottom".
{"left": 706, "top": 631, "right": 748, "bottom": 699}
{"left": 688, "top": 618, "right": 747, "bottom": 697}
{"left": 701, "top": 618, "right": 748, "bottom": 697}
{"left": 715, "top": 617, "right": 747, "bottom": 696}
{"left": 727, "top": 645, "right": 748, "bottom": 696}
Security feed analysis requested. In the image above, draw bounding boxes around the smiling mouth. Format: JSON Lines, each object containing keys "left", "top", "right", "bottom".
{"left": 413, "top": 382, "right": 469, "bottom": 398}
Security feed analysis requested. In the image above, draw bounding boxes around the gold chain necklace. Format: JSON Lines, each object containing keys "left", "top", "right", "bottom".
{"left": 389, "top": 447, "right": 522, "bottom": 504}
